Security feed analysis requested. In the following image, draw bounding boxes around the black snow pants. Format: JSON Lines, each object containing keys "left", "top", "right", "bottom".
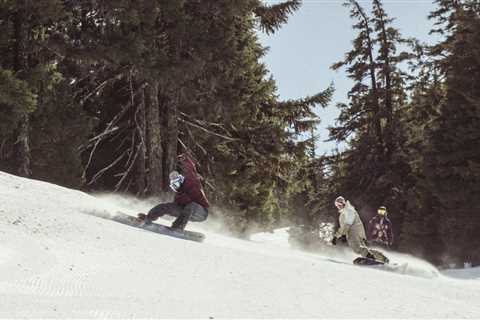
{"left": 146, "top": 202, "right": 208, "bottom": 230}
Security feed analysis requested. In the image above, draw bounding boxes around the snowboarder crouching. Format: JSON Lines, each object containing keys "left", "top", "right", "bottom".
{"left": 331, "top": 196, "right": 389, "bottom": 263}
{"left": 368, "top": 206, "right": 393, "bottom": 247}
{"left": 138, "top": 154, "right": 209, "bottom": 230}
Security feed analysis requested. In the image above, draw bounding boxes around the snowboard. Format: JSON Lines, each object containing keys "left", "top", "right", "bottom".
{"left": 110, "top": 212, "right": 205, "bottom": 242}
{"left": 353, "top": 256, "right": 385, "bottom": 266}
{"left": 354, "top": 257, "right": 408, "bottom": 274}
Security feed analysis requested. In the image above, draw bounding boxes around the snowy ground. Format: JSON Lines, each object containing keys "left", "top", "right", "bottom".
{"left": 1, "top": 171, "right": 480, "bottom": 318}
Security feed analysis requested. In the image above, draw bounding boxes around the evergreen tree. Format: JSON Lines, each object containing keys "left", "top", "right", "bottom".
{"left": 326, "top": 1, "right": 415, "bottom": 248}
{"left": 0, "top": 0, "right": 366, "bottom": 238}
{"left": 0, "top": 0, "right": 68, "bottom": 178}
{"left": 423, "top": 0, "right": 480, "bottom": 265}
{"left": 0, "top": 69, "right": 37, "bottom": 137}
{"left": 46, "top": 0, "right": 333, "bottom": 233}
{"left": 64, "top": 0, "right": 189, "bottom": 195}
{"left": 398, "top": 52, "right": 445, "bottom": 262}
{"left": 330, "top": 0, "right": 383, "bottom": 150}
{"left": 186, "top": 2, "right": 333, "bottom": 233}
{"left": 254, "top": 0, "right": 301, "bottom": 34}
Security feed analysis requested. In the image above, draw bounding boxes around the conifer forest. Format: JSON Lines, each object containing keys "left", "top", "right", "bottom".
{"left": 1, "top": 0, "right": 479, "bottom": 266}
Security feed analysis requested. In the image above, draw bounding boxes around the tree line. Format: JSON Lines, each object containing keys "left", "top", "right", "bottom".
{"left": 0, "top": 0, "right": 332, "bottom": 235}
{"left": 302, "top": 0, "right": 479, "bottom": 267}
{"left": 0, "top": 0, "right": 478, "bottom": 266}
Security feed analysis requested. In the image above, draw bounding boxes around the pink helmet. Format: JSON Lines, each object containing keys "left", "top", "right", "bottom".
{"left": 334, "top": 196, "right": 346, "bottom": 207}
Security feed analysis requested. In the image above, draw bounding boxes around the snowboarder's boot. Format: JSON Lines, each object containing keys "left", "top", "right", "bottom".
{"left": 171, "top": 218, "right": 187, "bottom": 231}
{"left": 366, "top": 252, "right": 376, "bottom": 260}
{"left": 137, "top": 213, "right": 152, "bottom": 226}
{"left": 171, "top": 211, "right": 192, "bottom": 231}
{"left": 367, "top": 251, "right": 389, "bottom": 264}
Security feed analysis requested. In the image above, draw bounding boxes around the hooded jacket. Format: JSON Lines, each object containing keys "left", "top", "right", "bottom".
{"left": 174, "top": 156, "right": 209, "bottom": 209}
{"left": 335, "top": 200, "right": 389, "bottom": 261}
{"left": 335, "top": 201, "right": 366, "bottom": 242}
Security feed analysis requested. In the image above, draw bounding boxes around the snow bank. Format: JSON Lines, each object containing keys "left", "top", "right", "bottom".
{"left": 443, "top": 267, "right": 480, "bottom": 280}
{"left": 250, "top": 227, "right": 291, "bottom": 247}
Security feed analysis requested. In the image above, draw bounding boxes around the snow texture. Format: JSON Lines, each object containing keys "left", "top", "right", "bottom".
{"left": 1, "top": 171, "right": 480, "bottom": 318}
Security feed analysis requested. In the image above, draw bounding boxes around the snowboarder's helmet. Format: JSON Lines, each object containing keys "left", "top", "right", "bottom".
{"left": 378, "top": 206, "right": 387, "bottom": 216}
{"left": 169, "top": 170, "right": 181, "bottom": 181}
{"left": 334, "top": 196, "right": 346, "bottom": 208}
{"left": 169, "top": 171, "right": 185, "bottom": 192}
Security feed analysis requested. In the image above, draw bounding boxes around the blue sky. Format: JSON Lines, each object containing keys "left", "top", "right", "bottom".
{"left": 257, "top": 0, "right": 440, "bottom": 154}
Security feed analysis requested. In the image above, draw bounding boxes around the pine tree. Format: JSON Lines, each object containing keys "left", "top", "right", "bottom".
{"left": 423, "top": 0, "right": 480, "bottom": 266}
{"left": 254, "top": 0, "right": 301, "bottom": 34}
{"left": 0, "top": 69, "right": 37, "bottom": 137}
{"left": 330, "top": 0, "right": 383, "bottom": 150}
{"left": 65, "top": 0, "right": 181, "bottom": 195}
{"left": 0, "top": 0, "right": 332, "bottom": 235}
{"left": 329, "top": 0, "right": 387, "bottom": 211}
{"left": 0, "top": 0, "right": 66, "bottom": 177}
{"left": 327, "top": 0, "right": 414, "bottom": 247}
{"left": 193, "top": 3, "right": 333, "bottom": 233}
{"left": 398, "top": 51, "right": 445, "bottom": 262}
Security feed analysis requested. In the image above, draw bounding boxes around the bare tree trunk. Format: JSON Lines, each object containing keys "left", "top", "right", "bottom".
{"left": 163, "top": 90, "right": 179, "bottom": 187}
{"left": 135, "top": 86, "right": 147, "bottom": 196}
{"left": 13, "top": 2, "right": 32, "bottom": 177}
{"left": 145, "top": 80, "right": 163, "bottom": 195}
{"left": 15, "top": 114, "right": 31, "bottom": 177}
{"left": 354, "top": 1, "right": 383, "bottom": 149}
{"left": 13, "top": 2, "right": 26, "bottom": 73}
{"left": 373, "top": 0, "right": 394, "bottom": 158}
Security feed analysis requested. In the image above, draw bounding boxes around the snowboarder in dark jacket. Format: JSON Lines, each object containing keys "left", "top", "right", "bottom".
{"left": 138, "top": 154, "right": 209, "bottom": 230}
{"left": 368, "top": 206, "right": 393, "bottom": 247}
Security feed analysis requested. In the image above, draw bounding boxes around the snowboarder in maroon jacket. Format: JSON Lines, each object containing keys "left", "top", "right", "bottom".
{"left": 138, "top": 154, "right": 209, "bottom": 230}
{"left": 368, "top": 206, "right": 393, "bottom": 247}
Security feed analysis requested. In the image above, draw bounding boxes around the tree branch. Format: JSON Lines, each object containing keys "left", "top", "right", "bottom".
{"left": 88, "top": 151, "right": 127, "bottom": 186}
{"left": 178, "top": 117, "right": 239, "bottom": 142}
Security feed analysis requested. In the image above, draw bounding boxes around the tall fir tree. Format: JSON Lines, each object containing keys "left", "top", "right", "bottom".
{"left": 422, "top": 0, "right": 480, "bottom": 265}
{"left": 328, "top": 1, "right": 413, "bottom": 239}
{"left": 398, "top": 53, "right": 445, "bottom": 262}
{"left": 0, "top": 0, "right": 78, "bottom": 180}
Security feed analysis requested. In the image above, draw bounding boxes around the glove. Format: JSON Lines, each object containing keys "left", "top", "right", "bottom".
{"left": 331, "top": 237, "right": 337, "bottom": 245}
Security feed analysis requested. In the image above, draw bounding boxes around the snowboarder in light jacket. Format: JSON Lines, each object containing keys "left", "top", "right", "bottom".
{"left": 368, "top": 206, "right": 393, "bottom": 247}
{"left": 331, "top": 196, "right": 389, "bottom": 263}
{"left": 138, "top": 154, "right": 209, "bottom": 230}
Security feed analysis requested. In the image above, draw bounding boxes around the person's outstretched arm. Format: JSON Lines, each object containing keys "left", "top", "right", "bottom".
{"left": 178, "top": 154, "right": 197, "bottom": 181}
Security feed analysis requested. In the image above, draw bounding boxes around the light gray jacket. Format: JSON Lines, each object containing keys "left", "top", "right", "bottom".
{"left": 335, "top": 201, "right": 366, "bottom": 241}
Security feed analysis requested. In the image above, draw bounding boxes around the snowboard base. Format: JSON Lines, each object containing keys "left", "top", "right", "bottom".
{"left": 110, "top": 212, "right": 205, "bottom": 242}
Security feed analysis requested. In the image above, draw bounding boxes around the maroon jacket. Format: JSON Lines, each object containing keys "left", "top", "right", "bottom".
{"left": 174, "top": 156, "right": 209, "bottom": 209}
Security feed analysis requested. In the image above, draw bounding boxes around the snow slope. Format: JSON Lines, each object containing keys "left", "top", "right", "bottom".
{"left": 1, "top": 171, "right": 480, "bottom": 318}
